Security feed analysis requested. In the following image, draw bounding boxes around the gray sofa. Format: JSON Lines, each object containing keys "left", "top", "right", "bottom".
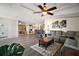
{"left": 61, "top": 31, "right": 79, "bottom": 56}
{"left": 50, "top": 31, "right": 62, "bottom": 42}
{"left": 48, "top": 31, "right": 79, "bottom": 56}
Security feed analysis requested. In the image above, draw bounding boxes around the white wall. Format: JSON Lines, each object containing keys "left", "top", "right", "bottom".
{"left": 44, "top": 17, "right": 79, "bottom": 33}
{"left": 0, "top": 18, "right": 18, "bottom": 38}
{"left": 67, "top": 17, "right": 79, "bottom": 31}
{"left": 25, "top": 25, "right": 29, "bottom": 34}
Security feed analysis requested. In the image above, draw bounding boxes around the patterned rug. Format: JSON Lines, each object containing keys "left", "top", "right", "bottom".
{"left": 30, "top": 42, "right": 62, "bottom": 56}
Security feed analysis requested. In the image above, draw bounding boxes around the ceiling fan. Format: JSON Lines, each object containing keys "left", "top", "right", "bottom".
{"left": 34, "top": 3, "right": 57, "bottom": 16}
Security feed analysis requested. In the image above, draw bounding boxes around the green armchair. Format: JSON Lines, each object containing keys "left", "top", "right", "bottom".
{"left": 0, "top": 43, "right": 25, "bottom": 56}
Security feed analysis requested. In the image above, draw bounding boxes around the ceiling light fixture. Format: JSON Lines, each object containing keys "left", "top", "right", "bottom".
{"left": 42, "top": 12, "right": 47, "bottom": 15}
{"left": 44, "top": 7, "right": 48, "bottom": 10}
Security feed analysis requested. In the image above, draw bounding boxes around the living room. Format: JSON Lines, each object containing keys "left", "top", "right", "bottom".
{"left": 0, "top": 3, "right": 79, "bottom": 56}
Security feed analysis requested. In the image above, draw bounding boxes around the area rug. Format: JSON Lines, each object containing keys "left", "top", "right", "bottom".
{"left": 30, "top": 42, "right": 62, "bottom": 56}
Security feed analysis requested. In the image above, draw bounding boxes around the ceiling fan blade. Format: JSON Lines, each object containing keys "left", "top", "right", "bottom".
{"left": 47, "top": 6, "right": 57, "bottom": 11}
{"left": 34, "top": 11, "right": 41, "bottom": 13}
{"left": 47, "top": 12, "right": 53, "bottom": 15}
{"left": 38, "top": 5, "right": 44, "bottom": 11}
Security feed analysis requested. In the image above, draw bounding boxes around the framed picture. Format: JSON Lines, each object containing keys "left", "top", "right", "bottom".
{"left": 52, "top": 20, "right": 66, "bottom": 28}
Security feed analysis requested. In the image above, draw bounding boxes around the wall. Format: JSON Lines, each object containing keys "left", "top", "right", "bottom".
{"left": 67, "top": 17, "right": 79, "bottom": 31}
{"left": 0, "top": 18, "right": 18, "bottom": 38}
{"left": 44, "top": 17, "right": 79, "bottom": 33}
{"left": 25, "top": 25, "right": 29, "bottom": 34}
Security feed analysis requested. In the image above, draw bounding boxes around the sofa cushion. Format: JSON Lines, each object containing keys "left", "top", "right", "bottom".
{"left": 66, "top": 31, "right": 76, "bottom": 37}
{"left": 75, "top": 31, "right": 79, "bottom": 37}
{"left": 54, "top": 31, "right": 62, "bottom": 41}
{"left": 75, "top": 32, "right": 79, "bottom": 47}
{"left": 64, "top": 38, "right": 79, "bottom": 51}
{"left": 77, "top": 38, "right": 79, "bottom": 48}
{"left": 75, "top": 37, "right": 79, "bottom": 48}
{"left": 55, "top": 31, "right": 62, "bottom": 36}
{"left": 65, "top": 38, "right": 77, "bottom": 47}
{"left": 50, "top": 31, "right": 56, "bottom": 37}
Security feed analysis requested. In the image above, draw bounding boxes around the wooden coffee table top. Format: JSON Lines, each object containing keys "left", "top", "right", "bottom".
{"left": 43, "top": 37, "right": 49, "bottom": 42}
{"left": 42, "top": 37, "right": 53, "bottom": 42}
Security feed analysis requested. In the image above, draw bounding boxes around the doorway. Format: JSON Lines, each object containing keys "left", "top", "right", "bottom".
{"left": 18, "top": 21, "right": 26, "bottom": 35}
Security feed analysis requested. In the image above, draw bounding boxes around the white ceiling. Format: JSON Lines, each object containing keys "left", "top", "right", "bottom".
{"left": 0, "top": 3, "right": 79, "bottom": 24}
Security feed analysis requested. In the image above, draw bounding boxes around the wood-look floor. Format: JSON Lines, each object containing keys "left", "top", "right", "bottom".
{"left": 0, "top": 34, "right": 63, "bottom": 56}
{"left": 0, "top": 34, "right": 42, "bottom": 56}
{"left": 19, "top": 34, "right": 42, "bottom": 56}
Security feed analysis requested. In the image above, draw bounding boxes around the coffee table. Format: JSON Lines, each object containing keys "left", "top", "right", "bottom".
{"left": 39, "top": 37, "right": 54, "bottom": 50}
